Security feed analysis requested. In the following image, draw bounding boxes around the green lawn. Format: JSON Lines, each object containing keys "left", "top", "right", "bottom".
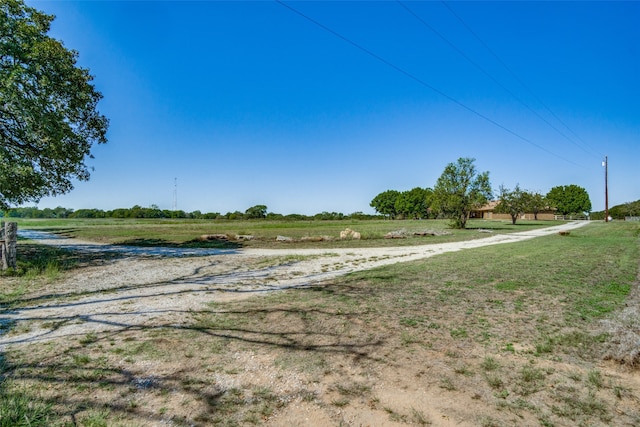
{"left": 14, "top": 217, "right": 561, "bottom": 249}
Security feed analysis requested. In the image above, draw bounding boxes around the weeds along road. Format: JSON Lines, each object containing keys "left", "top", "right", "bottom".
{"left": 1, "top": 221, "right": 591, "bottom": 348}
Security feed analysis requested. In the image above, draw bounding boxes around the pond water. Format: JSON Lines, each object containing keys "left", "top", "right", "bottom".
{"left": 18, "top": 229, "right": 238, "bottom": 257}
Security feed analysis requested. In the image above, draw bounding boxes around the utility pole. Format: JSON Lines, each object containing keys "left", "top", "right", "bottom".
{"left": 603, "top": 156, "right": 609, "bottom": 222}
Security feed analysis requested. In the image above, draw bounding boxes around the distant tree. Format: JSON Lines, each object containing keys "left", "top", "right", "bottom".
{"left": 146, "top": 206, "right": 164, "bottom": 218}
{"left": 169, "top": 210, "right": 187, "bottom": 219}
{"left": 546, "top": 185, "right": 592, "bottom": 216}
{"left": 495, "top": 184, "right": 529, "bottom": 225}
{"left": 71, "top": 208, "right": 105, "bottom": 218}
{"left": 394, "top": 189, "right": 412, "bottom": 220}
{"left": 349, "top": 211, "right": 375, "bottom": 220}
{"left": 0, "top": 0, "right": 109, "bottom": 210}
{"left": 52, "top": 206, "right": 72, "bottom": 218}
{"left": 395, "top": 187, "right": 433, "bottom": 219}
{"left": 592, "top": 199, "right": 640, "bottom": 220}
{"left": 526, "top": 191, "right": 547, "bottom": 220}
{"left": 129, "top": 205, "right": 143, "bottom": 218}
{"left": 7, "top": 206, "right": 37, "bottom": 217}
{"left": 202, "top": 212, "right": 220, "bottom": 220}
{"left": 226, "top": 211, "right": 244, "bottom": 220}
{"left": 40, "top": 207, "right": 54, "bottom": 218}
{"left": 109, "top": 208, "right": 128, "bottom": 218}
{"left": 245, "top": 205, "right": 267, "bottom": 219}
{"left": 266, "top": 212, "right": 284, "bottom": 220}
{"left": 284, "top": 213, "right": 308, "bottom": 221}
{"left": 370, "top": 190, "right": 401, "bottom": 219}
{"left": 432, "top": 158, "right": 492, "bottom": 229}
{"left": 314, "top": 211, "right": 345, "bottom": 221}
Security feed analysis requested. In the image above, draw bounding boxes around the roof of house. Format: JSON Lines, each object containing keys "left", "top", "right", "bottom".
{"left": 475, "top": 200, "right": 500, "bottom": 212}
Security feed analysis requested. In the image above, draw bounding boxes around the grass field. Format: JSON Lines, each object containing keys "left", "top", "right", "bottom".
{"left": 14, "top": 217, "right": 558, "bottom": 249}
{"left": 1, "top": 220, "right": 639, "bottom": 426}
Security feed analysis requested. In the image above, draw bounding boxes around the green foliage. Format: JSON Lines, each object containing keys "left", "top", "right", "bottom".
{"left": 244, "top": 204, "right": 268, "bottom": 219}
{"left": 592, "top": 199, "right": 640, "bottom": 220}
{"left": 0, "top": 206, "right": 374, "bottom": 221}
{"left": 1, "top": 205, "right": 222, "bottom": 219}
{"left": 527, "top": 191, "right": 548, "bottom": 220}
{"left": 0, "top": 243, "right": 68, "bottom": 281}
{"left": 495, "top": 184, "right": 528, "bottom": 225}
{"left": 370, "top": 190, "right": 401, "bottom": 219}
{"left": 546, "top": 185, "right": 592, "bottom": 215}
{"left": 0, "top": 0, "right": 109, "bottom": 209}
{"left": 314, "top": 211, "right": 346, "bottom": 220}
{"left": 481, "top": 356, "right": 500, "bottom": 371}
{"left": 0, "top": 386, "right": 52, "bottom": 427}
{"left": 610, "top": 200, "right": 640, "bottom": 219}
{"left": 371, "top": 188, "right": 434, "bottom": 220}
{"left": 432, "top": 158, "right": 492, "bottom": 229}
{"left": 394, "top": 187, "right": 433, "bottom": 219}
{"left": 79, "top": 410, "right": 109, "bottom": 427}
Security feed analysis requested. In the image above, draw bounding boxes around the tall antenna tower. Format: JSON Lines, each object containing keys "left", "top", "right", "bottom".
{"left": 603, "top": 157, "right": 608, "bottom": 222}
{"left": 172, "top": 177, "right": 178, "bottom": 211}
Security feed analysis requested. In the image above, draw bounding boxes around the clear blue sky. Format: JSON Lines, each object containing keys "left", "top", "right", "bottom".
{"left": 29, "top": 1, "right": 639, "bottom": 215}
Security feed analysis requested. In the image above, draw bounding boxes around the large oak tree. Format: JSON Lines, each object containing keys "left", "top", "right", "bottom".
{"left": 0, "top": 0, "right": 108, "bottom": 210}
{"left": 546, "top": 185, "right": 592, "bottom": 216}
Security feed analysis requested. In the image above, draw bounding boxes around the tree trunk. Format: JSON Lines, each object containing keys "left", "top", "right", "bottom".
{"left": 460, "top": 212, "right": 468, "bottom": 229}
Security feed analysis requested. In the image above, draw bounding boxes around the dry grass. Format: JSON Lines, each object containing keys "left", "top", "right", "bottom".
{"left": 1, "top": 221, "right": 639, "bottom": 426}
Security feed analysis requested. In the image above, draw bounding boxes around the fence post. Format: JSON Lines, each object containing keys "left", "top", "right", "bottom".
{"left": 6, "top": 222, "right": 17, "bottom": 269}
{"left": 1, "top": 221, "right": 17, "bottom": 270}
{"left": 0, "top": 221, "right": 4, "bottom": 270}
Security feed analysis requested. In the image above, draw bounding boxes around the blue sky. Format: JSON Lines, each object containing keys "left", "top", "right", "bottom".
{"left": 29, "top": 1, "right": 639, "bottom": 215}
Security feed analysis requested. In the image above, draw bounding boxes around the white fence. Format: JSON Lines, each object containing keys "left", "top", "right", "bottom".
{"left": 553, "top": 215, "right": 589, "bottom": 221}
{"left": 625, "top": 216, "right": 640, "bottom": 221}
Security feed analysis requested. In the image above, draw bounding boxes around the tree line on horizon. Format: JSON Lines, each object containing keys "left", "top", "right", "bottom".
{"left": 0, "top": 204, "right": 378, "bottom": 221}
{"left": 591, "top": 200, "right": 640, "bottom": 220}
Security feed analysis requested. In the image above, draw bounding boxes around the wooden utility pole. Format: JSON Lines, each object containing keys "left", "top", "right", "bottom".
{"left": 604, "top": 156, "right": 609, "bottom": 222}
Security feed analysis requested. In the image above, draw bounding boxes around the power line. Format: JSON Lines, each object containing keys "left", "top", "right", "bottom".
{"left": 275, "top": 0, "right": 585, "bottom": 168}
{"left": 397, "top": 0, "right": 597, "bottom": 158}
{"left": 440, "top": 0, "right": 602, "bottom": 159}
